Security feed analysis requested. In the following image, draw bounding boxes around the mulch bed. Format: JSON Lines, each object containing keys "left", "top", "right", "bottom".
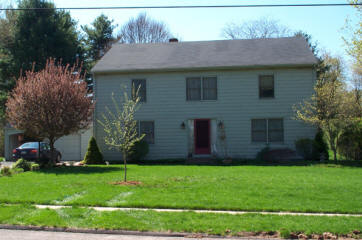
{"left": 109, "top": 181, "right": 142, "bottom": 186}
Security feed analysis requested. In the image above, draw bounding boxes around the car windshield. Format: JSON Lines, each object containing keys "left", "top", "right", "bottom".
{"left": 19, "top": 142, "right": 39, "bottom": 149}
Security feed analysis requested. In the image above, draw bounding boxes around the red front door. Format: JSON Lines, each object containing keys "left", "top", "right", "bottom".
{"left": 194, "top": 119, "right": 211, "bottom": 154}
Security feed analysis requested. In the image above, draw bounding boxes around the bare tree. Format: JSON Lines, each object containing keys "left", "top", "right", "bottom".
{"left": 118, "top": 13, "right": 172, "bottom": 44}
{"left": 222, "top": 17, "right": 292, "bottom": 39}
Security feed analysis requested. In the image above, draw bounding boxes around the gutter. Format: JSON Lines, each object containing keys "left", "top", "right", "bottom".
{"left": 91, "top": 63, "right": 316, "bottom": 75}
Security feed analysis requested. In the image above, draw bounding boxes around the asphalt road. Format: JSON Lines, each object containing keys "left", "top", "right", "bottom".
{"left": 0, "top": 229, "right": 260, "bottom": 240}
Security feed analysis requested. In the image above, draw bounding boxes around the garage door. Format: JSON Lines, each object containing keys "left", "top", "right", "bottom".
{"left": 54, "top": 134, "right": 81, "bottom": 161}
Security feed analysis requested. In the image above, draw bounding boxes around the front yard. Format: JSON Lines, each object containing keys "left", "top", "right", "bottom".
{"left": 0, "top": 164, "right": 361, "bottom": 213}
{"left": 0, "top": 204, "right": 361, "bottom": 238}
{"left": 0, "top": 164, "right": 361, "bottom": 237}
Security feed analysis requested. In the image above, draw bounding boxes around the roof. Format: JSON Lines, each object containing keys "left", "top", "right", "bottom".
{"left": 92, "top": 37, "right": 318, "bottom": 73}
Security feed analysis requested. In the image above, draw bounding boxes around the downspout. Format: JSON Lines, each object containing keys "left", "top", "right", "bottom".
{"left": 92, "top": 73, "right": 97, "bottom": 139}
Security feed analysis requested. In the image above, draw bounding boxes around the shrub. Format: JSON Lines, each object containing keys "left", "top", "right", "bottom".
{"left": 295, "top": 138, "right": 318, "bottom": 160}
{"left": 13, "top": 158, "right": 31, "bottom": 171}
{"left": 11, "top": 168, "right": 24, "bottom": 174}
{"left": 30, "top": 163, "right": 40, "bottom": 171}
{"left": 314, "top": 130, "right": 329, "bottom": 161}
{"left": 256, "top": 146, "right": 270, "bottom": 161}
{"left": 82, "top": 136, "right": 104, "bottom": 164}
{"left": 0, "top": 157, "right": 4, "bottom": 162}
{"left": 338, "top": 120, "right": 362, "bottom": 161}
{"left": 263, "top": 148, "right": 298, "bottom": 162}
{"left": 0, "top": 166, "right": 12, "bottom": 176}
{"left": 129, "top": 140, "right": 149, "bottom": 162}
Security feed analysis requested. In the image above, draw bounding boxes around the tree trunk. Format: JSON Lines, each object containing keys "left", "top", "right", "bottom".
{"left": 333, "top": 149, "right": 337, "bottom": 161}
{"left": 331, "top": 142, "right": 338, "bottom": 161}
{"left": 123, "top": 151, "right": 127, "bottom": 182}
{"left": 49, "top": 138, "right": 56, "bottom": 165}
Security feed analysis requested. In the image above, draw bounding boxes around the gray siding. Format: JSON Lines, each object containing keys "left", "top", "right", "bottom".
{"left": 94, "top": 68, "right": 316, "bottom": 161}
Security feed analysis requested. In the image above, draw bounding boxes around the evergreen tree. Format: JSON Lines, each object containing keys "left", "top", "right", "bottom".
{"left": 81, "top": 14, "right": 117, "bottom": 86}
{"left": 10, "top": 0, "right": 82, "bottom": 74}
{"left": 82, "top": 14, "right": 117, "bottom": 63}
{"left": 83, "top": 136, "right": 104, "bottom": 164}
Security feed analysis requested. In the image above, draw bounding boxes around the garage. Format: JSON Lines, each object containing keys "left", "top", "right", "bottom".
{"left": 4, "top": 126, "right": 93, "bottom": 162}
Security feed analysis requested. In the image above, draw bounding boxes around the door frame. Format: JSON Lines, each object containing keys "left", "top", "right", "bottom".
{"left": 194, "top": 119, "right": 211, "bottom": 155}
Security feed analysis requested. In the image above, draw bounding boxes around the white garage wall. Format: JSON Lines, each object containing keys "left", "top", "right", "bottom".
{"left": 54, "top": 127, "right": 93, "bottom": 161}
{"left": 55, "top": 134, "right": 81, "bottom": 161}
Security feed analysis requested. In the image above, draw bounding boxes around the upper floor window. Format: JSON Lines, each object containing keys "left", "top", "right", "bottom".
{"left": 186, "top": 77, "right": 201, "bottom": 101}
{"left": 251, "top": 118, "right": 283, "bottom": 143}
{"left": 138, "top": 121, "right": 155, "bottom": 144}
{"left": 203, "top": 77, "right": 217, "bottom": 100}
{"left": 132, "top": 79, "right": 146, "bottom": 102}
{"left": 259, "top": 75, "right": 274, "bottom": 98}
{"left": 186, "top": 77, "right": 217, "bottom": 101}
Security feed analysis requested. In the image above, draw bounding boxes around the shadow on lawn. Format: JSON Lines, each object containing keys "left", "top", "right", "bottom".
{"left": 40, "top": 165, "right": 122, "bottom": 174}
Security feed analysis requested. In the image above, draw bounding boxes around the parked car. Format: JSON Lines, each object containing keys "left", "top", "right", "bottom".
{"left": 12, "top": 142, "right": 61, "bottom": 162}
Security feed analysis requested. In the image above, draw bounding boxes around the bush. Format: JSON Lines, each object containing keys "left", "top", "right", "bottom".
{"left": 0, "top": 157, "right": 4, "bottom": 162}
{"left": 338, "top": 120, "right": 362, "bottom": 161}
{"left": 295, "top": 138, "right": 319, "bottom": 160}
{"left": 256, "top": 147, "right": 298, "bottom": 162}
{"left": 82, "top": 136, "right": 104, "bottom": 164}
{"left": 11, "top": 168, "right": 24, "bottom": 174}
{"left": 13, "top": 158, "right": 31, "bottom": 172}
{"left": 314, "top": 130, "right": 329, "bottom": 161}
{"left": 129, "top": 140, "right": 149, "bottom": 162}
{"left": 0, "top": 166, "right": 12, "bottom": 176}
{"left": 256, "top": 146, "right": 270, "bottom": 161}
{"left": 30, "top": 163, "right": 40, "bottom": 171}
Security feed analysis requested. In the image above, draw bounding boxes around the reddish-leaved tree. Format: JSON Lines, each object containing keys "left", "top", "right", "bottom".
{"left": 6, "top": 59, "right": 94, "bottom": 163}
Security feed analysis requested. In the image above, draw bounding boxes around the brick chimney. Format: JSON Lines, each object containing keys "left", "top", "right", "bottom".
{"left": 169, "top": 38, "right": 178, "bottom": 43}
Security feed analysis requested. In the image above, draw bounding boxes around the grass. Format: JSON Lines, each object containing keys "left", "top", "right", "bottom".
{"left": 0, "top": 164, "right": 361, "bottom": 213}
{"left": 0, "top": 204, "right": 360, "bottom": 237}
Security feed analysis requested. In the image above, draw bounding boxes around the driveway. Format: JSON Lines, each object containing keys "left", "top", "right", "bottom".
{"left": 0, "top": 229, "right": 272, "bottom": 240}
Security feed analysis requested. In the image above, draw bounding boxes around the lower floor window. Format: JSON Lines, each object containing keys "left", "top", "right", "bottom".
{"left": 138, "top": 121, "right": 155, "bottom": 144}
{"left": 251, "top": 118, "right": 283, "bottom": 143}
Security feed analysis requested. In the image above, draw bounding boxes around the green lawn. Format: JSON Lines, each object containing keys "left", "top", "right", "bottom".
{"left": 0, "top": 164, "right": 361, "bottom": 213}
{"left": 0, "top": 204, "right": 361, "bottom": 238}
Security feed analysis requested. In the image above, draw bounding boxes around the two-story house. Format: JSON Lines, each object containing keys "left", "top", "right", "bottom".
{"left": 92, "top": 37, "right": 317, "bottom": 161}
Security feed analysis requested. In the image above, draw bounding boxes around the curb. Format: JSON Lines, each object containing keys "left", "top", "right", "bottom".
{"left": 0, "top": 224, "right": 189, "bottom": 238}
{"left": 0, "top": 224, "right": 265, "bottom": 239}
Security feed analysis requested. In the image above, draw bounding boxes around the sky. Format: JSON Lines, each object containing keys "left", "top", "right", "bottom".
{"left": 1, "top": 0, "right": 360, "bottom": 72}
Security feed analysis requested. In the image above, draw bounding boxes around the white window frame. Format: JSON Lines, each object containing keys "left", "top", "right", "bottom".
{"left": 137, "top": 120, "right": 155, "bottom": 144}
{"left": 259, "top": 75, "right": 275, "bottom": 99}
{"left": 186, "top": 76, "right": 217, "bottom": 101}
{"left": 132, "top": 79, "right": 147, "bottom": 102}
{"left": 251, "top": 118, "right": 284, "bottom": 143}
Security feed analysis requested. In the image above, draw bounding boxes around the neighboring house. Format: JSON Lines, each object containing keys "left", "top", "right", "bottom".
{"left": 92, "top": 37, "right": 317, "bottom": 161}
{"left": 4, "top": 125, "right": 92, "bottom": 161}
